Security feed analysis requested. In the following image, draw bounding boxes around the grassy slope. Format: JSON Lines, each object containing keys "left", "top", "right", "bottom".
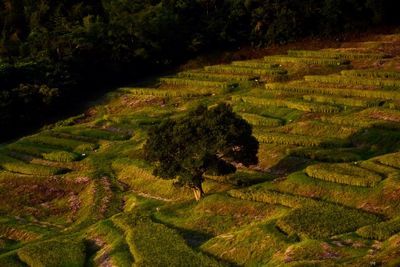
{"left": 1, "top": 33, "right": 400, "bottom": 266}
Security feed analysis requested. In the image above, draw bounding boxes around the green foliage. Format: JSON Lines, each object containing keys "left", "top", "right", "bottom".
{"left": 144, "top": 103, "right": 258, "bottom": 198}
{"left": 17, "top": 238, "right": 86, "bottom": 267}
{"left": 305, "top": 163, "right": 382, "bottom": 187}
{"left": 276, "top": 204, "right": 381, "bottom": 239}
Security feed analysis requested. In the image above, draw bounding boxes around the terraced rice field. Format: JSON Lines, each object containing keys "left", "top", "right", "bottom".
{"left": 1, "top": 33, "right": 400, "bottom": 266}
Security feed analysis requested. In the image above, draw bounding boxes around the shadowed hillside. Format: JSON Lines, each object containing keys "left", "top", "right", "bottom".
{"left": 1, "top": 33, "right": 400, "bottom": 266}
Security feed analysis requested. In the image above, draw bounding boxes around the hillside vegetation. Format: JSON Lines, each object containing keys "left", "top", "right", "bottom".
{"left": 1, "top": 33, "right": 400, "bottom": 266}
{"left": 1, "top": 0, "right": 400, "bottom": 140}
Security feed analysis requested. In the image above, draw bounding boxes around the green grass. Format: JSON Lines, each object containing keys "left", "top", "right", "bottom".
{"left": 228, "top": 185, "right": 320, "bottom": 208}
{"left": 267, "top": 81, "right": 400, "bottom": 100}
{"left": 25, "top": 135, "right": 98, "bottom": 154}
{"left": 0, "top": 153, "right": 67, "bottom": 175}
{"left": 155, "top": 193, "right": 285, "bottom": 236}
{"left": 303, "top": 94, "right": 380, "bottom": 107}
{"left": 276, "top": 203, "right": 381, "bottom": 239}
{"left": 160, "top": 77, "right": 235, "bottom": 89}
{"left": 0, "top": 252, "right": 27, "bottom": 267}
{"left": 112, "top": 213, "right": 223, "bottom": 267}
{"left": 235, "top": 96, "right": 342, "bottom": 113}
{"left": 201, "top": 222, "right": 294, "bottom": 266}
{"left": 55, "top": 126, "right": 131, "bottom": 141}
{"left": 375, "top": 152, "right": 400, "bottom": 168}
{"left": 341, "top": 69, "right": 400, "bottom": 79}
{"left": 6, "top": 142, "right": 81, "bottom": 162}
{"left": 177, "top": 70, "right": 254, "bottom": 81}
{"left": 85, "top": 219, "right": 134, "bottom": 266}
{"left": 17, "top": 238, "right": 86, "bottom": 267}
{"left": 305, "top": 163, "right": 382, "bottom": 187}
{"left": 239, "top": 112, "right": 283, "bottom": 127}
{"left": 254, "top": 131, "right": 347, "bottom": 147}
{"left": 119, "top": 87, "right": 222, "bottom": 96}
{"left": 356, "top": 216, "right": 400, "bottom": 240}
{"left": 304, "top": 75, "right": 400, "bottom": 88}
{"left": 287, "top": 49, "right": 388, "bottom": 60}
{"left": 287, "top": 147, "right": 362, "bottom": 162}
{"left": 264, "top": 55, "right": 350, "bottom": 66}
{"left": 1, "top": 36, "right": 400, "bottom": 266}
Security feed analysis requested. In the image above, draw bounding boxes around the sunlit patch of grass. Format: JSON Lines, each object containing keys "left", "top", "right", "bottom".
{"left": 17, "top": 237, "right": 86, "bottom": 267}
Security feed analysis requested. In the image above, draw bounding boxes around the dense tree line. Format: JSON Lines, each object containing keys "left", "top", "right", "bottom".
{"left": 0, "top": 0, "right": 399, "bottom": 140}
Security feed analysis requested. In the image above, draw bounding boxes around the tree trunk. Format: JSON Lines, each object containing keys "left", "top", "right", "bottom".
{"left": 192, "top": 184, "right": 204, "bottom": 201}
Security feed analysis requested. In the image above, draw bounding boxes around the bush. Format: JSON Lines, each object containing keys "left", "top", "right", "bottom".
{"left": 305, "top": 163, "right": 382, "bottom": 187}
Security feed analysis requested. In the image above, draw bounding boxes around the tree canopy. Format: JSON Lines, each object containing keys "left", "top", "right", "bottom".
{"left": 144, "top": 103, "right": 259, "bottom": 200}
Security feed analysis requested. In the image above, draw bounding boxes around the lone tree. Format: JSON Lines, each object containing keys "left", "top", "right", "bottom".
{"left": 144, "top": 103, "right": 259, "bottom": 201}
